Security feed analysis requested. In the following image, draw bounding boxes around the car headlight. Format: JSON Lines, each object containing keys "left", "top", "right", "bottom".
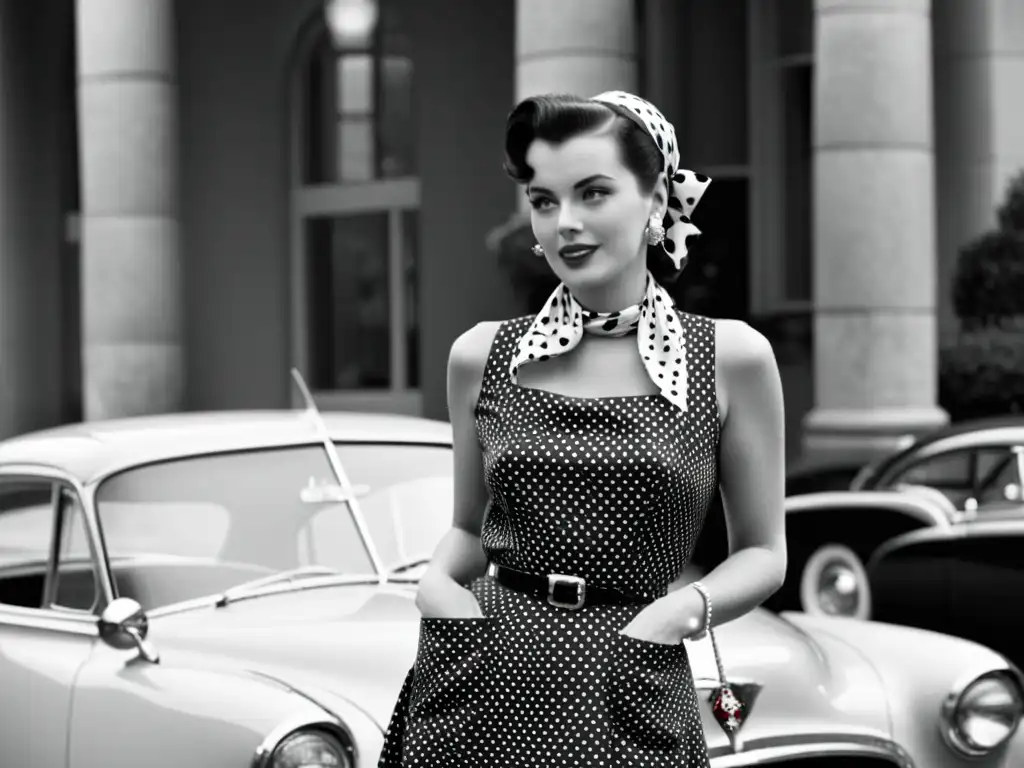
{"left": 942, "top": 670, "right": 1024, "bottom": 756}
{"left": 271, "top": 728, "right": 353, "bottom": 768}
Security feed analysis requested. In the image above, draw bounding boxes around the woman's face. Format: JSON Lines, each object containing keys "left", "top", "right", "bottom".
{"left": 526, "top": 132, "right": 665, "bottom": 300}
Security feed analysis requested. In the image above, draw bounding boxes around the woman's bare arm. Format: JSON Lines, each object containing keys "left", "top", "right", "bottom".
{"left": 415, "top": 321, "right": 500, "bottom": 616}
{"left": 663, "top": 319, "right": 788, "bottom": 633}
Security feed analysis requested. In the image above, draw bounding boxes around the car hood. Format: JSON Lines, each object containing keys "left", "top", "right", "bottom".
{"left": 151, "top": 584, "right": 892, "bottom": 755}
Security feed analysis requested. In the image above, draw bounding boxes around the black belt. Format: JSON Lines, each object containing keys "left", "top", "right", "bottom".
{"left": 489, "top": 564, "right": 645, "bottom": 610}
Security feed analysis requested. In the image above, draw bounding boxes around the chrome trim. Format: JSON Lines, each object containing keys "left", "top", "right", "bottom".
{"left": 785, "top": 490, "right": 952, "bottom": 528}
{"left": 0, "top": 426, "right": 453, "bottom": 490}
{"left": 939, "top": 666, "right": 1024, "bottom": 758}
{"left": 0, "top": 605, "right": 100, "bottom": 635}
{"left": 291, "top": 370, "right": 387, "bottom": 581}
{"left": 0, "top": 467, "right": 115, "bottom": 611}
{"left": 245, "top": 670, "right": 386, "bottom": 768}
{"left": 250, "top": 713, "right": 354, "bottom": 768}
{"left": 147, "top": 574, "right": 383, "bottom": 618}
{"left": 876, "top": 430, "right": 1024, "bottom": 487}
{"left": 708, "top": 735, "right": 913, "bottom": 767}
{"left": 865, "top": 524, "right": 962, "bottom": 571}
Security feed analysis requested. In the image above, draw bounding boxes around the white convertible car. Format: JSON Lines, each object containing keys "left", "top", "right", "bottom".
{"left": 0, "top": 402, "right": 1022, "bottom": 767}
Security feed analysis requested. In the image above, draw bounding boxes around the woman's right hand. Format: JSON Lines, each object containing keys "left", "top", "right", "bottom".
{"left": 415, "top": 573, "right": 485, "bottom": 619}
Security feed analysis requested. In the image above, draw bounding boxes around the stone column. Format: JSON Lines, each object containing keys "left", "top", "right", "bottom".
{"left": 514, "top": 0, "right": 638, "bottom": 215}
{"left": 803, "top": 0, "right": 947, "bottom": 460}
{"left": 516, "top": 0, "right": 638, "bottom": 101}
{"left": 933, "top": 0, "right": 1024, "bottom": 338}
{"left": 76, "top": 0, "right": 183, "bottom": 419}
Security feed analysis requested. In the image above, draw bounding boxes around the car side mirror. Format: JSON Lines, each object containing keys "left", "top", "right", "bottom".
{"left": 98, "top": 597, "right": 160, "bottom": 664}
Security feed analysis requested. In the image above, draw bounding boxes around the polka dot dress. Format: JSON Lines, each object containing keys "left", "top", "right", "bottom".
{"left": 378, "top": 311, "right": 720, "bottom": 768}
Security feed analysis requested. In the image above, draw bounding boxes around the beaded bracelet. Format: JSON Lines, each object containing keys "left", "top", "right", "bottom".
{"left": 690, "top": 580, "right": 712, "bottom": 641}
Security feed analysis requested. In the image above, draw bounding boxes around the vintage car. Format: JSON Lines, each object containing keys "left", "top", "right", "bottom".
{"left": 1, "top": 396, "right": 1023, "bottom": 767}
{"left": 768, "top": 417, "right": 1024, "bottom": 668}
{"left": 784, "top": 416, "right": 1024, "bottom": 498}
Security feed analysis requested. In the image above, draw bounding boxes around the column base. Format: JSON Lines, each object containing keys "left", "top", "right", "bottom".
{"left": 800, "top": 405, "right": 949, "bottom": 466}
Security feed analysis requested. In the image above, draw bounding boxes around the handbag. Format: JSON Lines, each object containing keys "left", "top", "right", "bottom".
{"left": 690, "top": 581, "right": 762, "bottom": 751}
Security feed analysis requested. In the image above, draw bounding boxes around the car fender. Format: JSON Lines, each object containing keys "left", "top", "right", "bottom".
{"left": 68, "top": 645, "right": 345, "bottom": 768}
{"left": 247, "top": 673, "right": 386, "bottom": 768}
{"left": 783, "top": 612, "right": 1024, "bottom": 767}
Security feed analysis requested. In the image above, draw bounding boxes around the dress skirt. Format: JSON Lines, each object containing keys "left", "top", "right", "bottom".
{"left": 378, "top": 575, "right": 711, "bottom": 768}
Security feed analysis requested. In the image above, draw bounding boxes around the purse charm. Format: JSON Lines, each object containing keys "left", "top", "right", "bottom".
{"left": 690, "top": 581, "right": 762, "bottom": 753}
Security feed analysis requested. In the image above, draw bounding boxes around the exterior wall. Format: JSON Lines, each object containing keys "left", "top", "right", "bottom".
{"left": 3, "top": 0, "right": 1021, "bottom": 449}
{"left": 0, "top": 0, "right": 76, "bottom": 441}
{"left": 177, "top": 0, "right": 516, "bottom": 419}
{"left": 933, "top": 0, "right": 1024, "bottom": 339}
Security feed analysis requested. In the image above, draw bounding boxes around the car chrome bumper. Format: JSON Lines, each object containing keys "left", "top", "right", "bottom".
{"left": 708, "top": 733, "right": 913, "bottom": 768}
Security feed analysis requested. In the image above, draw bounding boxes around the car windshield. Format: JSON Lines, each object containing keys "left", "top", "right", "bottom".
{"left": 94, "top": 442, "right": 453, "bottom": 609}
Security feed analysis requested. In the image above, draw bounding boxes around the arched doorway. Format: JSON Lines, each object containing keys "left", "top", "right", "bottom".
{"left": 289, "top": 0, "right": 421, "bottom": 414}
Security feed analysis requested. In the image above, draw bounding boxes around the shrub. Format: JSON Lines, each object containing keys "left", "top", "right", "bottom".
{"left": 939, "top": 327, "right": 1024, "bottom": 421}
{"left": 951, "top": 230, "right": 1024, "bottom": 329}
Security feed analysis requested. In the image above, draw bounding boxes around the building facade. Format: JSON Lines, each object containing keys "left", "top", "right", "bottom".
{"left": 0, "top": 0, "right": 1021, "bottom": 467}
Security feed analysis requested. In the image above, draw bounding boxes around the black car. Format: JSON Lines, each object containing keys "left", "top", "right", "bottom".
{"left": 767, "top": 416, "right": 1024, "bottom": 666}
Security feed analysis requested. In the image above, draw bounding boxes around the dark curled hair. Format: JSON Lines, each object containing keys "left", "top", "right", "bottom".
{"left": 502, "top": 93, "right": 687, "bottom": 283}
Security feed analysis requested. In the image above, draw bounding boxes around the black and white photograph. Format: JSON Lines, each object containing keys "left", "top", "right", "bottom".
{"left": 1, "top": 0, "right": 1023, "bottom": 766}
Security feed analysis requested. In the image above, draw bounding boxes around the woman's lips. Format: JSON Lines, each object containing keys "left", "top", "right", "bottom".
{"left": 558, "top": 245, "right": 598, "bottom": 262}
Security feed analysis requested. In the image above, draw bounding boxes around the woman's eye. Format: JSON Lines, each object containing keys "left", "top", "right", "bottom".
{"left": 529, "top": 197, "right": 554, "bottom": 211}
{"left": 583, "top": 187, "right": 610, "bottom": 201}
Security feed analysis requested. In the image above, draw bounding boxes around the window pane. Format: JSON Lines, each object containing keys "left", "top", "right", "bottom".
{"left": 307, "top": 443, "right": 452, "bottom": 574}
{"left": 379, "top": 55, "right": 415, "bottom": 177}
{"left": 336, "top": 117, "right": 375, "bottom": 182}
{"left": 302, "top": 7, "right": 415, "bottom": 184}
{"left": 94, "top": 443, "right": 454, "bottom": 608}
{"left": 53, "top": 489, "right": 97, "bottom": 611}
{"left": 0, "top": 481, "right": 54, "bottom": 609}
{"left": 782, "top": 63, "right": 813, "bottom": 303}
{"left": 307, "top": 213, "right": 392, "bottom": 390}
{"left": 337, "top": 54, "right": 374, "bottom": 115}
{"left": 900, "top": 451, "right": 973, "bottom": 487}
{"left": 403, "top": 209, "right": 419, "bottom": 387}
{"left": 96, "top": 447, "right": 367, "bottom": 609}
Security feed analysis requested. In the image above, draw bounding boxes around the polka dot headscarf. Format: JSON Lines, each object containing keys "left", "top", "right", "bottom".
{"left": 509, "top": 91, "right": 712, "bottom": 415}
{"left": 593, "top": 90, "right": 711, "bottom": 269}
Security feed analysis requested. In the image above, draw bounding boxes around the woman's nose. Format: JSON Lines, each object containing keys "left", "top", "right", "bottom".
{"left": 557, "top": 203, "right": 583, "bottom": 235}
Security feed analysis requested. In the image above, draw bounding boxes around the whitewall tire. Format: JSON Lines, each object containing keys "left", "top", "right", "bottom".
{"left": 798, "top": 543, "right": 872, "bottom": 621}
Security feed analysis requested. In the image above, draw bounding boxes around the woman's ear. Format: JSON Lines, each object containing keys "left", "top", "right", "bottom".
{"left": 651, "top": 171, "right": 669, "bottom": 219}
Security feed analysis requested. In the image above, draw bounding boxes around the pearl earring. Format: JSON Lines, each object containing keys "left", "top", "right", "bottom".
{"left": 531, "top": 244, "right": 544, "bottom": 257}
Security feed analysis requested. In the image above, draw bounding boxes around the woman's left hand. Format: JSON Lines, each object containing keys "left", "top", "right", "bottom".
{"left": 618, "top": 596, "right": 699, "bottom": 646}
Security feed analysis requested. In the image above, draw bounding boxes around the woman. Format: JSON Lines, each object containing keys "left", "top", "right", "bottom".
{"left": 378, "top": 91, "right": 787, "bottom": 767}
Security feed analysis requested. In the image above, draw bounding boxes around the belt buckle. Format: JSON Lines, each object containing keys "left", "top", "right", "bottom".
{"left": 547, "top": 573, "right": 586, "bottom": 610}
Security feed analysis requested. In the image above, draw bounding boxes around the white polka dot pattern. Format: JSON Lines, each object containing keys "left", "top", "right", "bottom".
{"left": 378, "top": 311, "right": 720, "bottom": 767}
{"left": 510, "top": 272, "right": 692, "bottom": 414}
{"left": 592, "top": 90, "right": 712, "bottom": 271}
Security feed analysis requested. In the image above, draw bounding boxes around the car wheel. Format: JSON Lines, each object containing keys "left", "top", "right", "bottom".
{"left": 798, "top": 543, "right": 872, "bottom": 620}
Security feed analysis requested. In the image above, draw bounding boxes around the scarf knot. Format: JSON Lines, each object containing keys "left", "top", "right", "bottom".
{"left": 509, "top": 273, "right": 689, "bottom": 412}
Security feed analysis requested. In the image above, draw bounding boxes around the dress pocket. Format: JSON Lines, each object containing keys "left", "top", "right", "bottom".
{"left": 608, "top": 632, "right": 691, "bottom": 752}
{"left": 408, "top": 617, "right": 496, "bottom": 720}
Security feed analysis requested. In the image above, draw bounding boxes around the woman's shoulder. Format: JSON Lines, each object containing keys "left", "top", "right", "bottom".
{"left": 672, "top": 308, "right": 774, "bottom": 366}
{"left": 711, "top": 318, "right": 775, "bottom": 371}
{"left": 447, "top": 315, "right": 533, "bottom": 376}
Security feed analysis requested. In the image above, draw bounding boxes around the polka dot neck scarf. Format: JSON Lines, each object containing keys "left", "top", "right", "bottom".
{"left": 510, "top": 271, "right": 692, "bottom": 413}
{"left": 509, "top": 91, "right": 712, "bottom": 414}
